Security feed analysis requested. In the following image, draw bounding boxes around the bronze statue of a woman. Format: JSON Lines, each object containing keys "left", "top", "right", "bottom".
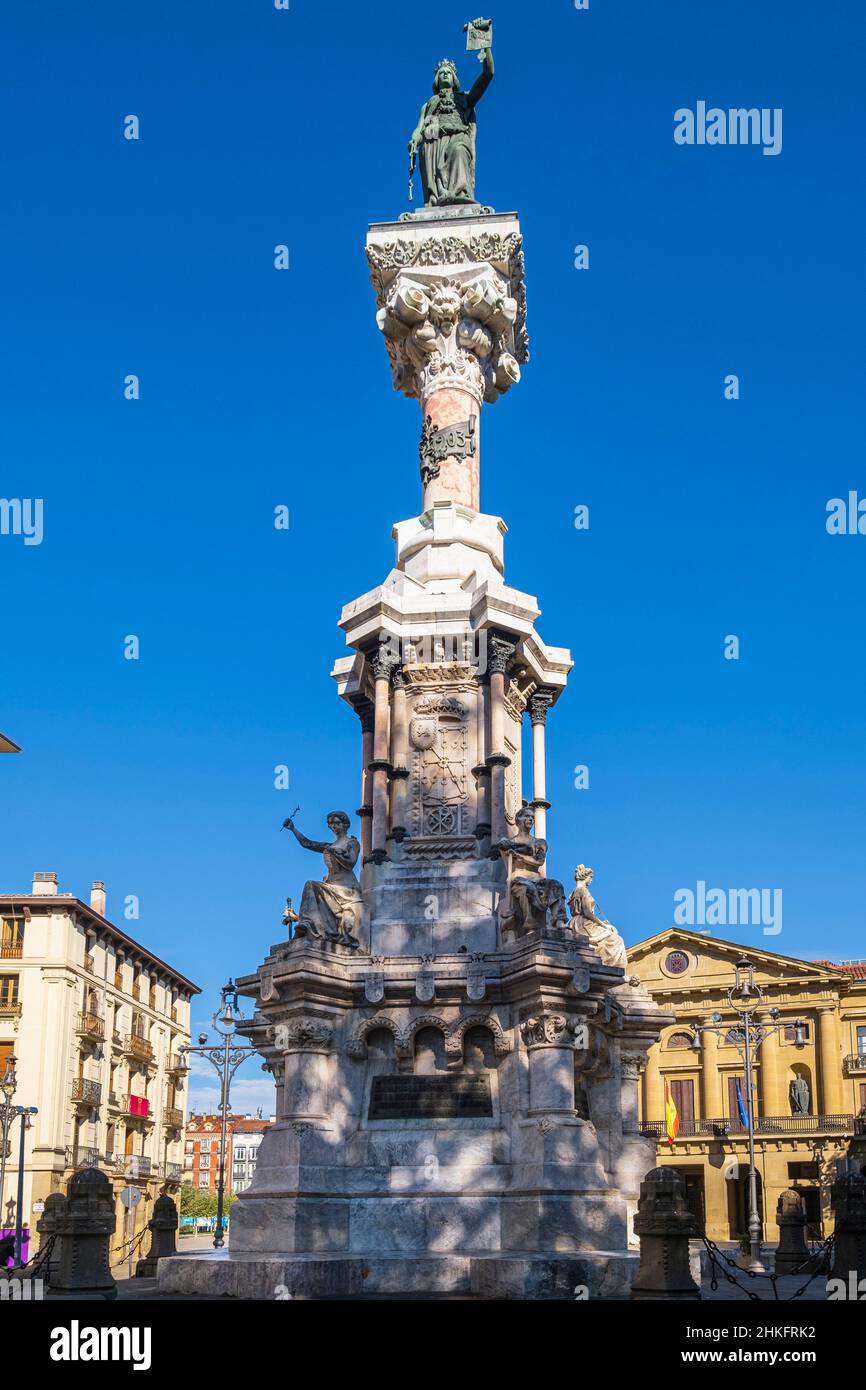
{"left": 408, "top": 20, "right": 494, "bottom": 207}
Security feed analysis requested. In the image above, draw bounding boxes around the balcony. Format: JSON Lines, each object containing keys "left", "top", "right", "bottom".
{"left": 66, "top": 1146, "right": 100, "bottom": 1170}
{"left": 844, "top": 1054, "right": 866, "bottom": 1076}
{"left": 165, "top": 1163, "right": 182, "bottom": 1185}
{"left": 71, "top": 1077, "right": 102, "bottom": 1107}
{"left": 76, "top": 1010, "right": 105, "bottom": 1042}
{"left": 107, "top": 1090, "right": 121, "bottom": 1109}
{"left": 125, "top": 1094, "right": 152, "bottom": 1121}
{"left": 116, "top": 1154, "right": 152, "bottom": 1180}
{"left": 0, "top": 943, "right": 22, "bottom": 960}
{"left": 0, "top": 1002, "right": 22, "bottom": 1021}
{"left": 640, "top": 1113, "right": 856, "bottom": 1140}
{"left": 123, "top": 1033, "right": 154, "bottom": 1064}
{"left": 164, "top": 1107, "right": 184, "bottom": 1130}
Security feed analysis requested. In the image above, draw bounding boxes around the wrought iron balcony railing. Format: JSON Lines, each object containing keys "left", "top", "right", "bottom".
{"left": 76, "top": 1010, "right": 105, "bottom": 1040}
{"left": 0, "top": 943, "right": 23, "bottom": 959}
{"left": 123, "top": 1032, "right": 154, "bottom": 1063}
{"left": 639, "top": 1113, "right": 856, "bottom": 1140}
{"left": 65, "top": 1146, "right": 100, "bottom": 1169}
{"left": 163, "top": 1107, "right": 184, "bottom": 1130}
{"left": 71, "top": 1077, "right": 102, "bottom": 1106}
{"left": 165, "top": 1163, "right": 182, "bottom": 1184}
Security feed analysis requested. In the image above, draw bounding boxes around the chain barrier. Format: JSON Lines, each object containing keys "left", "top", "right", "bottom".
{"left": 0, "top": 1232, "right": 56, "bottom": 1280}
{"left": 701, "top": 1233, "right": 835, "bottom": 1301}
{"left": 110, "top": 1224, "right": 148, "bottom": 1269}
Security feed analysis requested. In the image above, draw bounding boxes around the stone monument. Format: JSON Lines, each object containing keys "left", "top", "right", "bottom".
{"left": 159, "top": 19, "right": 667, "bottom": 1301}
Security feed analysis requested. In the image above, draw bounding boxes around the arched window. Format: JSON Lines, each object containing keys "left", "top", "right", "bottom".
{"left": 666, "top": 1031, "right": 694, "bottom": 1050}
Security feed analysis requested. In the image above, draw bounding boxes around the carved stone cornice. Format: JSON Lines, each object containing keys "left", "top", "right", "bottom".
{"left": 520, "top": 1013, "right": 570, "bottom": 1049}
{"left": 269, "top": 1018, "right": 333, "bottom": 1053}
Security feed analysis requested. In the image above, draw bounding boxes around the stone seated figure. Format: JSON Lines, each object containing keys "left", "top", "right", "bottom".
{"left": 495, "top": 803, "right": 568, "bottom": 938}
{"left": 568, "top": 865, "right": 627, "bottom": 970}
{"left": 282, "top": 811, "right": 363, "bottom": 949}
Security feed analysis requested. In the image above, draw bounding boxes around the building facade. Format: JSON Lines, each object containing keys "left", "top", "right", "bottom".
{"left": 230, "top": 1117, "right": 272, "bottom": 1194}
{"left": 185, "top": 1114, "right": 273, "bottom": 1195}
{"left": 629, "top": 928, "right": 866, "bottom": 1244}
{"left": 0, "top": 871, "right": 200, "bottom": 1245}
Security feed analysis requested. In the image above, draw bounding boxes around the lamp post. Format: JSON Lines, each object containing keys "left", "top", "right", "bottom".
{"left": 691, "top": 957, "right": 806, "bottom": 1274}
{"left": 12, "top": 1106, "right": 37, "bottom": 1268}
{"left": 178, "top": 980, "right": 257, "bottom": 1250}
{"left": 0, "top": 1054, "right": 17, "bottom": 1233}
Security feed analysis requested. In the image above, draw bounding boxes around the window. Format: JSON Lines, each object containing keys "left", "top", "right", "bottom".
{"left": 234, "top": 1147, "right": 246, "bottom": 1161}
{"left": 198, "top": 1175, "right": 209, "bottom": 1188}
{"left": 666, "top": 1031, "right": 694, "bottom": 1050}
{"left": 0, "top": 976, "right": 19, "bottom": 1008}
{"left": 183, "top": 1156, "right": 193, "bottom": 1170}
{"left": 199, "top": 1153, "right": 210, "bottom": 1169}
{"left": 185, "top": 1140, "right": 193, "bottom": 1153}
{"left": 784, "top": 1022, "right": 811, "bottom": 1043}
{"left": 1, "top": 917, "right": 23, "bottom": 958}
{"left": 857, "top": 1026, "right": 866, "bottom": 1057}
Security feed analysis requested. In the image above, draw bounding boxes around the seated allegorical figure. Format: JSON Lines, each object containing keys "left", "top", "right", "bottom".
{"left": 495, "top": 802, "right": 568, "bottom": 936}
{"left": 282, "top": 811, "right": 363, "bottom": 949}
{"left": 568, "top": 864, "right": 627, "bottom": 970}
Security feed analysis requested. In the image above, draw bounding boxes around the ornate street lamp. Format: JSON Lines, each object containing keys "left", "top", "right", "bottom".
{"left": 178, "top": 980, "right": 257, "bottom": 1250}
{"left": 0, "top": 1054, "right": 18, "bottom": 1231}
{"left": 12, "top": 1106, "right": 37, "bottom": 1268}
{"left": 691, "top": 958, "right": 806, "bottom": 1274}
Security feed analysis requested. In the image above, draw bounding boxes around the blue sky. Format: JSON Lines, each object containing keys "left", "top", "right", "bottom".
{"left": 1, "top": 1, "right": 864, "bottom": 1110}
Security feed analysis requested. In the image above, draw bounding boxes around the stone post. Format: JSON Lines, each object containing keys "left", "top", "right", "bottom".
{"left": 136, "top": 1194, "right": 178, "bottom": 1278}
{"left": 773, "top": 1188, "right": 811, "bottom": 1275}
{"left": 831, "top": 1170, "right": 866, "bottom": 1285}
{"left": 487, "top": 634, "right": 515, "bottom": 847}
{"left": 528, "top": 691, "right": 552, "bottom": 855}
{"left": 631, "top": 1167, "right": 701, "bottom": 1300}
{"left": 50, "top": 1168, "right": 117, "bottom": 1299}
{"left": 521, "top": 1013, "right": 576, "bottom": 1116}
{"left": 389, "top": 666, "right": 410, "bottom": 845}
{"left": 369, "top": 646, "right": 394, "bottom": 864}
{"left": 355, "top": 699, "right": 375, "bottom": 864}
{"left": 816, "top": 1006, "right": 844, "bottom": 1114}
{"left": 35, "top": 1191, "right": 67, "bottom": 1286}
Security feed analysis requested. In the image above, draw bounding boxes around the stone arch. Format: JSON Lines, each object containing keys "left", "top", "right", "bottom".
{"left": 447, "top": 1013, "right": 511, "bottom": 1059}
{"left": 346, "top": 1015, "right": 406, "bottom": 1060}
{"left": 663, "top": 1029, "right": 695, "bottom": 1051}
{"left": 404, "top": 1014, "right": 451, "bottom": 1048}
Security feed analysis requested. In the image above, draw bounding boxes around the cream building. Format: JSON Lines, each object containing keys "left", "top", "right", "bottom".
{"left": 629, "top": 928, "right": 866, "bottom": 1244}
{"left": 0, "top": 871, "right": 200, "bottom": 1246}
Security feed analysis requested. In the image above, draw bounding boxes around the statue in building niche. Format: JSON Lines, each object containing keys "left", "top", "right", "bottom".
{"left": 407, "top": 19, "right": 494, "bottom": 207}
{"left": 569, "top": 865, "right": 628, "bottom": 971}
{"left": 496, "top": 803, "right": 568, "bottom": 937}
{"left": 789, "top": 1069, "right": 811, "bottom": 1116}
{"left": 281, "top": 812, "right": 363, "bottom": 949}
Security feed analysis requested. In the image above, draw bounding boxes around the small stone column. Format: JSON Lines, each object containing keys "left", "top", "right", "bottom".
{"left": 816, "top": 1006, "right": 844, "bottom": 1114}
{"left": 355, "top": 699, "right": 375, "bottom": 864}
{"left": 528, "top": 691, "right": 552, "bottom": 848}
{"left": 369, "top": 646, "right": 394, "bottom": 864}
{"left": 486, "top": 634, "right": 515, "bottom": 847}
{"left": 50, "top": 1168, "right": 117, "bottom": 1299}
{"left": 773, "top": 1188, "right": 810, "bottom": 1275}
{"left": 831, "top": 1171, "right": 866, "bottom": 1285}
{"left": 631, "top": 1167, "right": 701, "bottom": 1301}
{"left": 276, "top": 1017, "right": 334, "bottom": 1123}
{"left": 389, "top": 666, "right": 410, "bottom": 845}
{"left": 521, "top": 1013, "right": 576, "bottom": 1115}
{"left": 136, "top": 1194, "right": 178, "bottom": 1277}
{"left": 473, "top": 675, "right": 491, "bottom": 847}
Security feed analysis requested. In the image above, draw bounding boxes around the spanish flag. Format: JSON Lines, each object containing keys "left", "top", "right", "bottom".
{"left": 665, "top": 1080, "right": 679, "bottom": 1146}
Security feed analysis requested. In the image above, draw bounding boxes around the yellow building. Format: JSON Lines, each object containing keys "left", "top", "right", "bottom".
{"left": 0, "top": 733, "right": 21, "bottom": 752}
{"left": 0, "top": 871, "right": 200, "bottom": 1248}
{"left": 628, "top": 928, "right": 866, "bottom": 1244}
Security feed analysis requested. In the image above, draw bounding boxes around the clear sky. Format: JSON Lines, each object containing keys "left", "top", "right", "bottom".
{"left": 2, "top": 1, "right": 864, "bottom": 1112}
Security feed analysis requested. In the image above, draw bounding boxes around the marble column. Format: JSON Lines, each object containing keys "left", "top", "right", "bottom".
{"left": 486, "top": 634, "right": 515, "bottom": 849}
{"left": 389, "top": 666, "right": 410, "bottom": 844}
{"left": 354, "top": 699, "right": 375, "bottom": 865}
{"left": 368, "top": 646, "right": 394, "bottom": 864}
{"left": 528, "top": 691, "right": 553, "bottom": 845}
{"left": 521, "top": 1013, "right": 575, "bottom": 1115}
{"left": 700, "top": 1016, "right": 724, "bottom": 1120}
{"left": 473, "top": 675, "right": 491, "bottom": 847}
{"left": 816, "top": 1006, "right": 844, "bottom": 1114}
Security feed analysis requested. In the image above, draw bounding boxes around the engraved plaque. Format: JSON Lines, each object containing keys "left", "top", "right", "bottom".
{"left": 369, "top": 1073, "right": 492, "bottom": 1121}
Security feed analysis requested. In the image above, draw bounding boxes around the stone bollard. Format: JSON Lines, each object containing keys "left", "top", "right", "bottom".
{"left": 773, "top": 1187, "right": 812, "bottom": 1275}
{"left": 50, "top": 1168, "right": 117, "bottom": 1299}
{"left": 35, "top": 1192, "right": 68, "bottom": 1286}
{"left": 831, "top": 1170, "right": 866, "bottom": 1286}
{"left": 630, "top": 1166, "right": 701, "bottom": 1300}
{"left": 136, "top": 1194, "right": 179, "bottom": 1277}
